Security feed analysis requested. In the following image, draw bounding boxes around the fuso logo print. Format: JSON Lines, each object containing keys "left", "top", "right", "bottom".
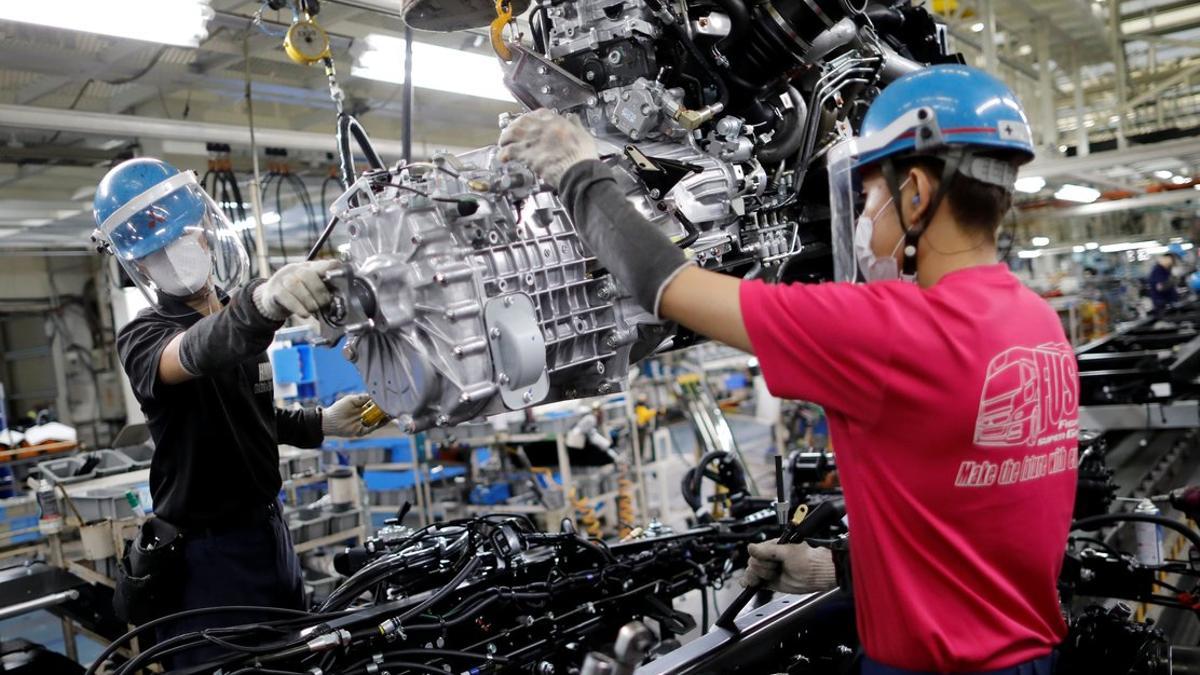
{"left": 956, "top": 342, "right": 1080, "bottom": 489}
{"left": 973, "top": 342, "right": 1079, "bottom": 447}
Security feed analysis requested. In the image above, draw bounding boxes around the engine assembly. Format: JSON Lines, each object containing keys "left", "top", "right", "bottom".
{"left": 317, "top": 0, "right": 951, "bottom": 431}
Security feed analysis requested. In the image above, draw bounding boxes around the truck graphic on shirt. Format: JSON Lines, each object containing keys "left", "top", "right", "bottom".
{"left": 973, "top": 342, "right": 1078, "bottom": 447}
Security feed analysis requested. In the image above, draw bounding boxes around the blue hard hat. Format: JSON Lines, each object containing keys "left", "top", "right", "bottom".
{"left": 1188, "top": 271, "right": 1200, "bottom": 293}
{"left": 93, "top": 158, "right": 206, "bottom": 260}
{"left": 856, "top": 64, "right": 1035, "bottom": 169}
{"left": 1169, "top": 243, "right": 1187, "bottom": 258}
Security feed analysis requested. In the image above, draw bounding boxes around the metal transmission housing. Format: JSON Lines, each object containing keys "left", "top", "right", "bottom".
{"left": 320, "top": 0, "right": 939, "bottom": 431}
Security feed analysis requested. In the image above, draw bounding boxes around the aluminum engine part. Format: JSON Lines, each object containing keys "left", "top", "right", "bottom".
{"left": 320, "top": 0, "right": 939, "bottom": 430}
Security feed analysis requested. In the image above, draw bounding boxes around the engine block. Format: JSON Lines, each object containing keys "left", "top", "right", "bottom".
{"left": 320, "top": 0, "right": 942, "bottom": 431}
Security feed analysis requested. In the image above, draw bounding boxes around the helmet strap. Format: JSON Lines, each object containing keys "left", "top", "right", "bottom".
{"left": 880, "top": 147, "right": 967, "bottom": 278}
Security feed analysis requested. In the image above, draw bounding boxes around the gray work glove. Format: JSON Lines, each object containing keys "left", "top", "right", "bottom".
{"left": 253, "top": 260, "right": 341, "bottom": 321}
{"left": 741, "top": 540, "right": 838, "bottom": 595}
{"left": 497, "top": 109, "right": 598, "bottom": 190}
{"left": 320, "top": 393, "right": 374, "bottom": 438}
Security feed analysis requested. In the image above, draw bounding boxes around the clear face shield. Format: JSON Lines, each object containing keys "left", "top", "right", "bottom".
{"left": 96, "top": 172, "right": 249, "bottom": 317}
{"left": 827, "top": 138, "right": 862, "bottom": 283}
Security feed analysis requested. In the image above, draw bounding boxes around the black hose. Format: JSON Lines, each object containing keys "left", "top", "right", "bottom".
{"left": 1072, "top": 513, "right": 1200, "bottom": 556}
{"left": 85, "top": 606, "right": 323, "bottom": 675}
{"left": 273, "top": 172, "right": 288, "bottom": 265}
{"left": 757, "top": 85, "right": 807, "bottom": 166}
{"left": 336, "top": 112, "right": 386, "bottom": 190}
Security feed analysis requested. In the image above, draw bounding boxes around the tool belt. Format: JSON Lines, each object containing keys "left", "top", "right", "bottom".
{"left": 112, "top": 517, "right": 185, "bottom": 625}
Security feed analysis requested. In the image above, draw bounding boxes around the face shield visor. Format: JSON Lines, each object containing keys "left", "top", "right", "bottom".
{"left": 96, "top": 171, "right": 249, "bottom": 317}
{"left": 827, "top": 138, "right": 862, "bottom": 283}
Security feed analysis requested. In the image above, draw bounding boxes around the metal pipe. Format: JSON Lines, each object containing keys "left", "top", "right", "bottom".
{"left": 403, "top": 26, "right": 415, "bottom": 162}
{"left": 0, "top": 589, "right": 80, "bottom": 622}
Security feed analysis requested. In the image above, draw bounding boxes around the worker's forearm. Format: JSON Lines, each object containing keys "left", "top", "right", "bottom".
{"left": 276, "top": 407, "right": 324, "bottom": 448}
{"left": 559, "top": 160, "right": 689, "bottom": 316}
{"left": 659, "top": 267, "right": 753, "bottom": 353}
{"left": 177, "top": 279, "right": 284, "bottom": 377}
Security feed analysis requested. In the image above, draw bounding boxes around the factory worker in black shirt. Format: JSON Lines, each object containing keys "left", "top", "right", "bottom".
{"left": 93, "top": 158, "right": 375, "bottom": 666}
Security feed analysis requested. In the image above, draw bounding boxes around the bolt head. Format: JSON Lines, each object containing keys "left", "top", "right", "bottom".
{"left": 522, "top": 390, "right": 534, "bottom": 402}
{"left": 490, "top": 328, "right": 502, "bottom": 339}
{"left": 540, "top": 85, "right": 552, "bottom": 94}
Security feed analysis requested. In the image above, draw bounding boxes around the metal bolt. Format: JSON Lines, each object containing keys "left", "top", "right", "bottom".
{"left": 649, "top": 188, "right": 661, "bottom": 199}
{"left": 595, "top": 362, "right": 605, "bottom": 374}
{"left": 597, "top": 285, "right": 611, "bottom": 299}
{"left": 537, "top": 65, "right": 548, "bottom": 75}
{"left": 605, "top": 334, "right": 617, "bottom": 348}
{"left": 498, "top": 373, "right": 510, "bottom": 384}
{"left": 621, "top": 91, "right": 630, "bottom": 101}
{"left": 436, "top": 415, "right": 449, "bottom": 427}
{"left": 598, "top": 383, "right": 612, "bottom": 394}
{"left": 540, "top": 85, "right": 552, "bottom": 95}
{"left": 490, "top": 328, "right": 502, "bottom": 340}
{"left": 342, "top": 344, "right": 357, "bottom": 361}
{"left": 487, "top": 643, "right": 497, "bottom": 655}
{"left": 587, "top": 96, "right": 598, "bottom": 106}
{"left": 504, "top": 296, "right": 514, "bottom": 307}
{"left": 523, "top": 390, "right": 534, "bottom": 403}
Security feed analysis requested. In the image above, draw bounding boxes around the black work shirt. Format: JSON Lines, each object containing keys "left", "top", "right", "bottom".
{"left": 116, "top": 280, "right": 323, "bottom": 528}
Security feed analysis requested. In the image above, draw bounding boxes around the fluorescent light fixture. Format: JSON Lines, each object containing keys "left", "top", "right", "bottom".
{"left": 352, "top": 34, "right": 516, "bottom": 102}
{"left": 1098, "top": 240, "right": 1161, "bottom": 253}
{"left": 1058, "top": 145, "right": 1069, "bottom": 153}
{"left": 262, "top": 211, "right": 281, "bottom": 225}
{"left": 1017, "top": 44, "right": 1033, "bottom": 56}
{"left": 1073, "top": 245, "right": 1086, "bottom": 253}
{"left": 1154, "top": 170, "right": 1174, "bottom": 179}
{"left": 1171, "top": 175, "right": 1190, "bottom": 185}
{"left": 1031, "top": 236, "right": 1050, "bottom": 247}
{"left": 1083, "top": 119, "right": 1096, "bottom": 128}
{"left": 1017, "top": 249, "right": 1042, "bottom": 259}
{"left": 1014, "top": 176, "right": 1046, "bottom": 193}
{"left": 971, "top": 22, "right": 985, "bottom": 32}
{"left": 1085, "top": 241, "right": 1099, "bottom": 250}
{"left": 0, "top": 0, "right": 213, "bottom": 47}
{"left": 1185, "top": 244, "right": 1195, "bottom": 251}
{"left": 1194, "top": 184, "right": 1200, "bottom": 191}
{"left": 19, "top": 218, "right": 51, "bottom": 227}
{"left": 1055, "top": 184, "right": 1101, "bottom": 203}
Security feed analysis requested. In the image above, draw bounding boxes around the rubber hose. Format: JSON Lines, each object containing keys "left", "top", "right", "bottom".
{"left": 757, "top": 85, "right": 807, "bottom": 166}
{"left": 336, "top": 113, "right": 386, "bottom": 190}
{"left": 712, "top": 0, "right": 749, "bottom": 53}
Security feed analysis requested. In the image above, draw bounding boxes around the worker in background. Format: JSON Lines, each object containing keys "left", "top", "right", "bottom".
{"left": 1148, "top": 252, "right": 1180, "bottom": 315}
{"left": 500, "top": 65, "right": 1078, "bottom": 674}
{"left": 91, "top": 158, "right": 374, "bottom": 667}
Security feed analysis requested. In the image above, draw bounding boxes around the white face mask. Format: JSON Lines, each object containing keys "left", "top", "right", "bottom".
{"left": 142, "top": 233, "right": 211, "bottom": 297}
{"left": 853, "top": 179, "right": 911, "bottom": 283}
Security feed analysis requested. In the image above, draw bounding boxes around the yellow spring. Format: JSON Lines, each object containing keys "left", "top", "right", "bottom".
{"left": 569, "top": 488, "right": 602, "bottom": 539}
{"left": 616, "top": 473, "right": 637, "bottom": 540}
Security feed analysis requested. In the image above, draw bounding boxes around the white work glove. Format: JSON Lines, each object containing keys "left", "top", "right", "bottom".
{"left": 741, "top": 540, "right": 838, "bottom": 594}
{"left": 253, "top": 260, "right": 341, "bottom": 321}
{"left": 498, "top": 109, "right": 599, "bottom": 190}
{"left": 320, "top": 393, "right": 374, "bottom": 438}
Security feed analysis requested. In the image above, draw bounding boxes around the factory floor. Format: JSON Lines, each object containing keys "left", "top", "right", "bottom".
{"left": 0, "top": 610, "right": 104, "bottom": 666}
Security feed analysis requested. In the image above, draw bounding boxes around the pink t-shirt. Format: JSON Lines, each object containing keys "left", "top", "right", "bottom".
{"left": 740, "top": 264, "right": 1078, "bottom": 672}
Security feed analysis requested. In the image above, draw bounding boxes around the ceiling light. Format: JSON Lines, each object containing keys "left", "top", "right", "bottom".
{"left": 1085, "top": 241, "right": 1099, "bottom": 250}
{"left": 1055, "top": 184, "right": 1102, "bottom": 203}
{"left": 262, "top": 211, "right": 281, "bottom": 225}
{"left": 1073, "top": 245, "right": 1086, "bottom": 253}
{"left": 1098, "top": 240, "right": 1161, "bottom": 253}
{"left": 1031, "top": 236, "right": 1051, "bottom": 247}
{"left": 1083, "top": 119, "right": 1096, "bottom": 128}
{"left": 1171, "top": 175, "right": 1191, "bottom": 185}
{"left": 19, "top": 218, "right": 51, "bottom": 227}
{"left": 970, "top": 22, "right": 985, "bottom": 32}
{"left": 1014, "top": 176, "right": 1047, "bottom": 193}
{"left": 1017, "top": 44, "right": 1033, "bottom": 56}
{"left": 1058, "top": 145, "right": 1069, "bottom": 153}
{"left": 1017, "top": 250, "right": 1042, "bottom": 259}
{"left": 1154, "top": 170, "right": 1175, "bottom": 179}
{"left": 0, "top": 0, "right": 213, "bottom": 47}
{"left": 352, "top": 34, "right": 516, "bottom": 102}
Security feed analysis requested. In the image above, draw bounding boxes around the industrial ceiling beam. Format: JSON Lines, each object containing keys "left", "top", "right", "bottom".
{"left": 1046, "top": 188, "right": 1199, "bottom": 218}
{"left": 1022, "top": 131, "right": 1200, "bottom": 178}
{"left": 0, "top": 104, "right": 471, "bottom": 158}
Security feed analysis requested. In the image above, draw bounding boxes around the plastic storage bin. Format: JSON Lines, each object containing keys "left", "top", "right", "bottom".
{"left": 39, "top": 451, "right": 134, "bottom": 485}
